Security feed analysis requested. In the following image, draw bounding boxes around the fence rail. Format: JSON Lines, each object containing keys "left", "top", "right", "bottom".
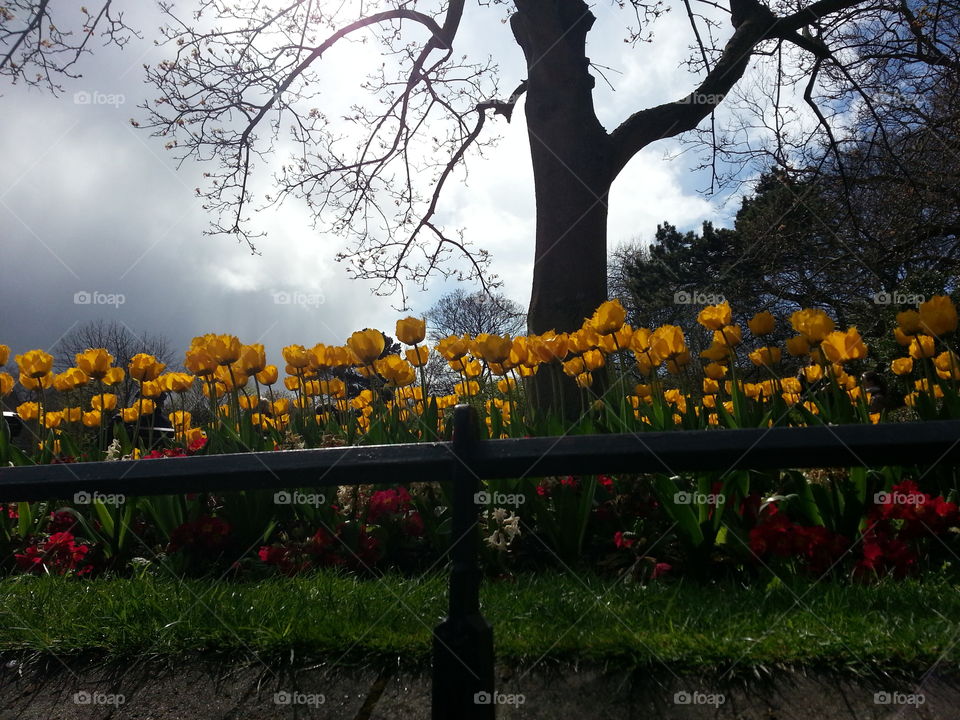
{"left": 2, "top": 409, "right": 960, "bottom": 719}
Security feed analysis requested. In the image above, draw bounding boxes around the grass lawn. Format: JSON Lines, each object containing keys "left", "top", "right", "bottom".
{"left": 0, "top": 571, "right": 957, "bottom": 674}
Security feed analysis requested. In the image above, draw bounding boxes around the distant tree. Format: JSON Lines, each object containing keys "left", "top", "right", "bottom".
{"left": 52, "top": 319, "right": 175, "bottom": 407}
{"left": 422, "top": 289, "right": 526, "bottom": 395}
{"left": 425, "top": 289, "right": 526, "bottom": 342}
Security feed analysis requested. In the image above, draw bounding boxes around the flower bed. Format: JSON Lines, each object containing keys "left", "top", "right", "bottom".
{"left": 1, "top": 297, "right": 959, "bottom": 582}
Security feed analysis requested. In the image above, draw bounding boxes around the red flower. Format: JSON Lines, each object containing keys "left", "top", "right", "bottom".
{"left": 613, "top": 531, "right": 635, "bottom": 549}
{"left": 651, "top": 562, "right": 672, "bottom": 580}
{"left": 15, "top": 532, "right": 93, "bottom": 576}
{"left": 168, "top": 515, "right": 231, "bottom": 552}
{"left": 47, "top": 510, "right": 77, "bottom": 534}
{"left": 404, "top": 511, "right": 425, "bottom": 537}
{"left": 367, "top": 487, "right": 413, "bottom": 522}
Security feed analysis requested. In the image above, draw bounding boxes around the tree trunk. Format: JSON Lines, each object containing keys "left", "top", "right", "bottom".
{"left": 511, "top": 0, "right": 612, "bottom": 416}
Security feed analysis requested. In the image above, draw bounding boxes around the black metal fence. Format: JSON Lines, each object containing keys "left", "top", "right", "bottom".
{"left": 2, "top": 406, "right": 960, "bottom": 719}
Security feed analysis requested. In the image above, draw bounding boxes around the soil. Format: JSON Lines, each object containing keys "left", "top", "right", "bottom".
{"left": 1, "top": 654, "right": 957, "bottom": 719}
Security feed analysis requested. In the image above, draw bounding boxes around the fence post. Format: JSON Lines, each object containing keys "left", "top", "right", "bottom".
{"left": 432, "top": 404, "right": 495, "bottom": 720}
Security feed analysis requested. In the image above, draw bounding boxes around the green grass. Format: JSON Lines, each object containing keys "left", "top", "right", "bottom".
{"left": 1, "top": 571, "right": 958, "bottom": 673}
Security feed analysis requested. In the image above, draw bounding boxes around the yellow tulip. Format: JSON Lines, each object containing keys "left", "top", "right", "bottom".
{"left": 582, "top": 349, "right": 605, "bottom": 371}
{"left": 820, "top": 328, "right": 868, "bottom": 364}
{"left": 19, "top": 372, "right": 53, "bottom": 391}
{"left": 129, "top": 353, "right": 165, "bottom": 382}
{"left": 649, "top": 325, "right": 687, "bottom": 360}
{"left": 703, "top": 362, "right": 728, "bottom": 380}
{"left": 436, "top": 335, "right": 471, "bottom": 361}
{"left": 133, "top": 398, "right": 156, "bottom": 415}
{"left": 82, "top": 410, "right": 102, "bottom": 428}
{"left": 909, "top": 335, "right": 936, "bottom": 359}
{"left": 497, "top": 378, "right": 517, "bottom": 394}
{"left": 75, "top": 348, "right": 114, "bottom": 380}
{"left": 562, "top": 356, "right": 585, "bottom": 377}
{"left": 934, "top": 351, "right": 960, "bottom": 380}
{"left": 406, "top": 346, "right": 430, "bottom": 367}
{"left": 454, "top": 380, "right": 480, "bottom": 397}
{"left": 121, "top": 407, "right": 140, "bottom": 423}
{"left": 891, "top": 357, "right": 913, "bottom": 375}
{"left": 896, "top": 309, "right": 921, "bottom": 335}
{"left": 0, "top": 344, "right": 8, "bottom": 366}
{"left": 473, "top": 333, "right": 513, "bottom": 364}
{"left": 749, "top": 347, "right": 781, "bottom": 367}
{"left": 282, "top": 344, "right": 311, "bottom": 369}
{"left": 43, "top": 411, "right": 63, "bottom": 429}
{"left": 203, "top": 334, "right": 241, "bottom": 365}
{"left": 747, "top": 311, "right": 776, "bottom": 336}
{"left": 785, "top": 335, "right": 811, "bottom": 356}
{"left": 893, "top": 327, "right": 912, "bottom": 346}
{"left": 168, "top": 410, "right": 192, "bottom": 430}
{"left": 570, "top": 325, "right": 599, "bottom": 354}
{"left": 53, "top": 369, "right": 88, "bottom": 392}
{"left": 184, "top": 346, "right": 218, "bottom": 376}
{"left": 396, "top": 317, "right": 427, "bottom": 345}
{"left": 697, "top": 301, "right": 732, "bottom": 331}
{"left": 699, "top": 343, "right": 729, "bottom": 362}
{"left": 803, "top": 365, "right": 823, "bottom": 383}
{"left": 91, "top": 394, "right": 118, "bottom": 411}
{"left": 140, "top": 380, "right": 163, "bottom": 398}
{"left": 15, "top": 349, "right": 53, "bottom": 379}
{"left": 283, "top": 376, "right": 300, "bottom": 392}
{"left": 102, "top": 366, "right": 126, "bottom": 385}
{"left": 256, "top": 365, "right": 279, "bottom": 386}
{"left": 160, "top": 372, "right": 195, "bottom": 393}
{"left": 62, "top": 407, "right": 82, "bottom": 423}
{"left": 320, "top": 378, "right": 346, "bottom": 398}
{"left": 531, "top": 332, "right": 570, "bottom": 362}
{"left": 183, "top": 428, "right": 206, "bottom": 447}
{"left": 589, "top": 299, "right": 626, "bottom": 335}
{"left": 919, "top": 295, "right": 958, "bottom": 337}
{"left": 790, "top": 309, "right": 835, "bottom": 342}
{"left": 237, "top": 344, "right": 266, "bottom": 375}
{"left": 781, "top": 377, "right": 802, "bottom": 394}
{"left": 0, "top": 372, "right": 13, "bottom": 396}
{"left": 16, "top": 402, "right": 40, "bottom": 421}
{"left": 575, "top": 372, "right": 593, "bottom": 389}
{"left": 347, "top": 329, "right": 386, "bottom": 365}
{"left": 713, "top": 325, "right": 742, "bottom": 348}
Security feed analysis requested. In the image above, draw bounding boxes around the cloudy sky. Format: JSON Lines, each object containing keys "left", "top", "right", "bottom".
{"left": 0, "top": 0, "right": 748, "bottom": 370}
